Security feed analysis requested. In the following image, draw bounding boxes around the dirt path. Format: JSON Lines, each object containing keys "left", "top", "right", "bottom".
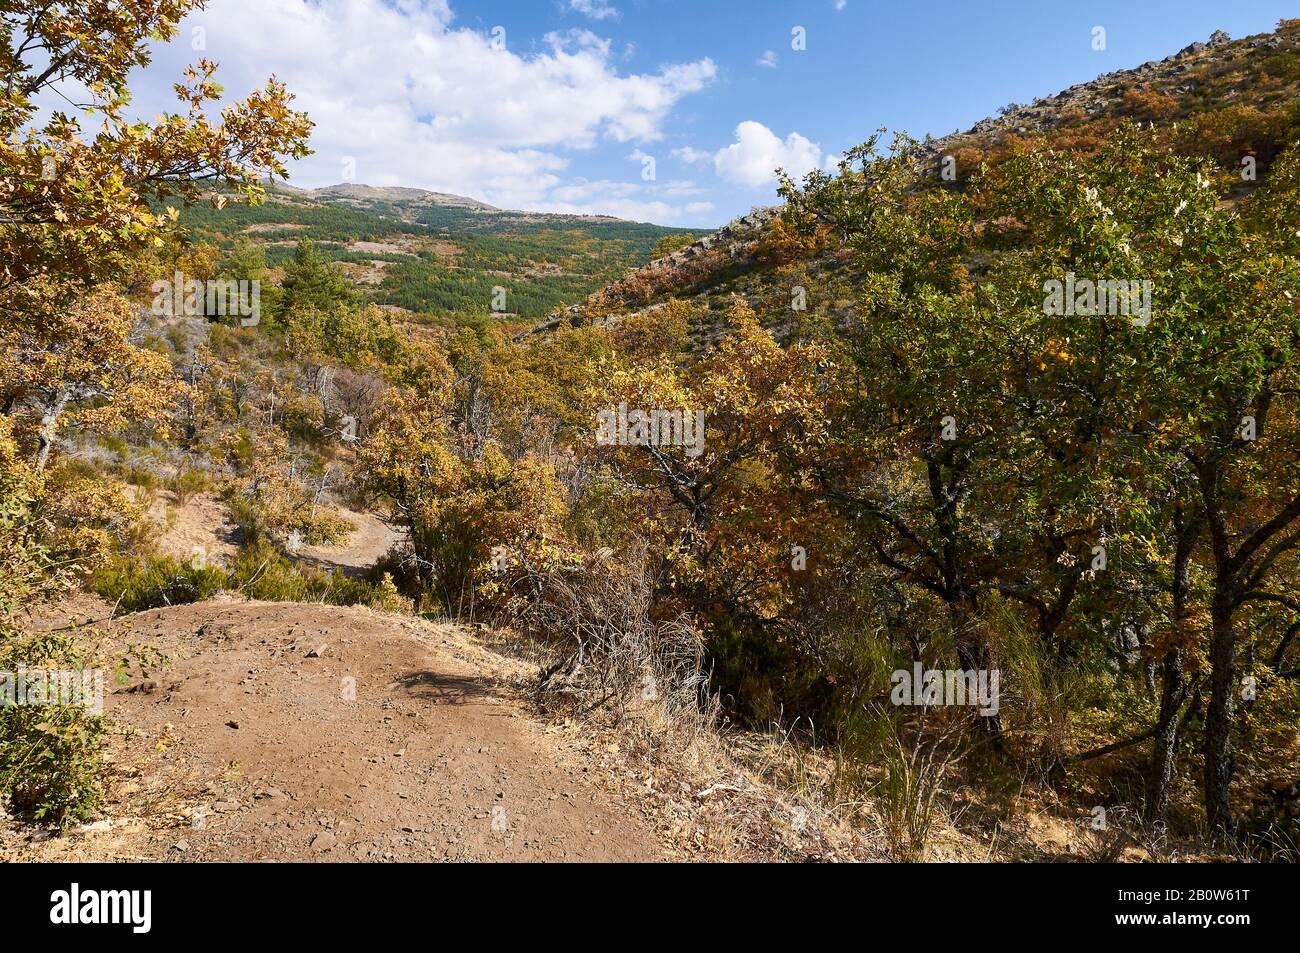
{"left": 7, "top": 598, "right": 669, "bottom": 862}
{"left": 147, "top": 492, "right": 405, "bottom": 577}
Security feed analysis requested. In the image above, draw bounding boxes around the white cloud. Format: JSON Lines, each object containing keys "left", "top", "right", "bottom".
{"left": 712, "top": 121, "right": 824, "bottom": 188}
{"left": 835, "top": 0, "right": 847, "bottom": 11}
{"left": 672, "top": 146, "right": 713, "bottom": 165}
{"left": 112, "top": 0, "right": 713, "bottom": 217}
{"left": 533, "top": 178, "right": 713, "bottom": 224}
{"left": 757, "top": 50, "right": 778, "bottom": 68}
{"left": 544, "top": 28, "right": 612, "bottom": 57}
{"left": 569, "top": 0, "right": 619, "bottom": 20}
{"left": 659, "top": 179, "right": 705, "bottom": 197}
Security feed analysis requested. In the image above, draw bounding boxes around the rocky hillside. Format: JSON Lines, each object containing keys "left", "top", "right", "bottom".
{"left": 528, "top": 21, "right": 1300, "bottom": 341}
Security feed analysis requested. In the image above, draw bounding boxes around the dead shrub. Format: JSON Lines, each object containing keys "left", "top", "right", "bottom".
{"left": 505, "top": 546, "right": 712, "bottom": 735}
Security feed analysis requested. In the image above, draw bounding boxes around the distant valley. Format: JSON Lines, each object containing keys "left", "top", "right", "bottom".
{"left": 177, "top": 181, "right": 701, "bottom": 324}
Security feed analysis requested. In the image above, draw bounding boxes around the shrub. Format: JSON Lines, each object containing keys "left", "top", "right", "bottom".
{"left": 1120, "top": 88, "right": 1180, "bottom": 121}
{"left": 125, "top": 466, "right": 159, "bottom": 491}
{"left": 502, "top": 547, "right": 708, "bottom": 727}
{"left": 0, "top": 423, "right": 106, "bottom": 827}
{"left": 0, "top": 630, "right": 107, "bottom": 828}
{"left": 869, "top": 719, "right": 956, "bottom": 862}
{"left": 228, "top": 541, "right": 410, "bottom": 612}
{"left": 169, "top": 467, "right": 211, "bottom": 505}
{"left": 367, "top": 573, "right": 413, "bottom": 614}
{"left": 1174, "top": 105, "right": 1288, "bottom": 168}
{"left": 228, "top": 542, "right": 314, "bottom": 601}
{"left": 754, "top": 214, "right": 828, "bottom": 267}
{"left": 1261, "top": 51, "right": 1300, "bottom": 83}
{"left": 220, "top": 431, "right": 356, "bottom": 549}
{"left": 650, "top": 232, "right": 695, "bottom": 259}
{"left": 90, "top": 555, "right": 228, "bottom": 613}
{"left": 97, "top": 434, "right": 128, "bottom": 456}
{"left": 35, "top": 466, "right": 151, "bottom": 570}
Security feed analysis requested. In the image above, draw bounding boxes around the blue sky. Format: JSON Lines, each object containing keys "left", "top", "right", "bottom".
{"left": 123, "top": 0, "right": 1297, "bottom": 227}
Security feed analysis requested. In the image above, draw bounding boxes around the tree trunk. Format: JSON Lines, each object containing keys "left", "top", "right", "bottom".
{"left": 34, "top": 391, "right": 69, "bottom": 472}
{"left": 1202, "top": 592, "right": 1237, "bottom": 840}
{"left": 1146, "top": 506, "right": 1199, "bottom": 822}
{"left": 1146, "top": 647, "right": 1185, "bottom": 822}
{"left": 949, "top": 597, "right": 1004, "bottom": 743}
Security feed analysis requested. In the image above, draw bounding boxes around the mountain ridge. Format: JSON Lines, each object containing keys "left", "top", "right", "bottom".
{"left": 524, "top": 21, "right": 1300, "bottom": 339}
{"left": 269, "top": 180, "right": 690, "bottom": 227}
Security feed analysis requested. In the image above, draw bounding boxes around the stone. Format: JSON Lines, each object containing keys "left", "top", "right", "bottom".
{"left": 310, "top": 831, "right": 337, "bottom": 851}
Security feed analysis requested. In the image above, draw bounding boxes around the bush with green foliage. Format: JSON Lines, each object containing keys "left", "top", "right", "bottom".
{"left": 227, "top": 541, "right": 411, "bottom": 611}
{"left": 0, "top": 631, "right": 107, "bottom": 827}
{"left": 0, "top": 423, "right": 108, "bottom": 827}
{"left": 90, "top": 555, "right": 228, "bottom": 612}
{"left": 169, "top": 467, "right": 212, "bottom": 505}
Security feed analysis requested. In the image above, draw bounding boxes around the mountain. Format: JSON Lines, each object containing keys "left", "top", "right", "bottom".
{"left": 179, "top": 180, "right": 700, "bottom": 324}
{"left": 281, "top": 182, "right": 501, "bottom": 213}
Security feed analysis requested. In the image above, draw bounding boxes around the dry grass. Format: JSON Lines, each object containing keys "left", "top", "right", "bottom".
{"left": 475, "top": 549, "right": 886, "bottom": 859}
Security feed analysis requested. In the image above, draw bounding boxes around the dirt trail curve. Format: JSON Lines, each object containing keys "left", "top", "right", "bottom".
{"left": 8, "top": 598, "right": 669, "bottom": 862}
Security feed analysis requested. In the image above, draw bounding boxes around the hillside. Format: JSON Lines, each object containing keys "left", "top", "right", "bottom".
{"left": 176, "top": 181, "right": 699, "bottom": 324}
{"left": 529, "top": 22, "right": 1300, "bottom": 341}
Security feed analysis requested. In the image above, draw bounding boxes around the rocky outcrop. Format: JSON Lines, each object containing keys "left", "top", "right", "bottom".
{"left": 904, "top": 28, "right": 1293, "bottom": 174}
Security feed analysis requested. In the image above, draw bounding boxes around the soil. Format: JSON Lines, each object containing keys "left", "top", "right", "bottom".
{"left": 2, "top": 598, "right": 670, "bottom": 862}
{"left": 149, "top": 492, "right": 405, "bottom": 577}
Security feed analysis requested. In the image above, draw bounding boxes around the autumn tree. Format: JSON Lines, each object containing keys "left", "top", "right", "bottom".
{"left": 779, "top": 136, "right": 1027, "bottom": 738}
{"left": 1, "top": 1, "right": 311, "bottom": 301}
{"left": 0, "top": 284, "right": 180, "bottom": 469}
{"left": 0, "top": 1, "right": 312, "bottom": 821}
{"left": 587, "top": 298, "right": 831, "bottom": 617}
{"left": 222, "top": 429, "right": 355, "bottom": 549}
{"left": 1, "top": 0, "right": 311, "bottom": 469}
{"left": 651, "top": 232, "right": 695, "bottom": 259}
{"left": 781, "top": 124, "right": 1300, "bottom": 828}
{"left": 1144, "top": 142, "right": 1300, "bottom": 838}
{"left": 359, "top": 384, "right": 571, "bottom": 612}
